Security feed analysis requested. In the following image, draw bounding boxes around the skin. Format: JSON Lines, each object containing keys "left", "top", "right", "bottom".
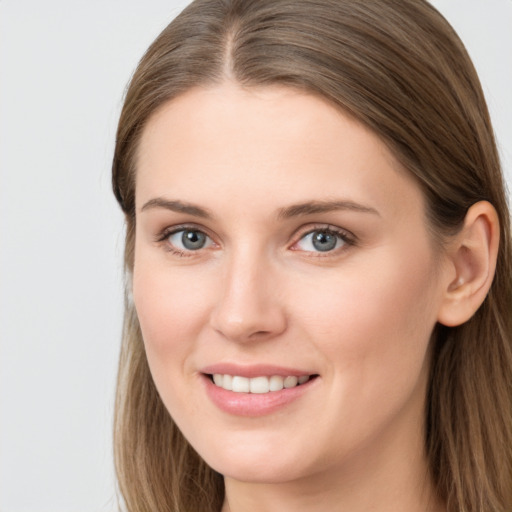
{"left": 132, "top": 82, "right": 455, "bottom": 512}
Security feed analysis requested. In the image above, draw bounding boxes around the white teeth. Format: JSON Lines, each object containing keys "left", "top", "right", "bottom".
{"left": 249, "top": 376, "right": 269, "bottom": 394}
{"left": 223, "top": 374, "right": 233, "bottom": 391}
{"left": 232, "top": 376, "right": 250, "bottom": 393}
{"left": 269, "top": 375, "right": 284, "bottom": 391}
{"left": 283, "top": 376, "right": 298, "bottom": 388}
{"left": 212, "top": 374, "right": 311, "bottom": 393}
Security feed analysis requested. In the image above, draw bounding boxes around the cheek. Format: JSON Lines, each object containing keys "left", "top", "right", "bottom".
{"left": 297, "top": 246, "right": 439, "bottom": 383}
{"left": 132, "top": 259, "right": 213, "bottom": 360}
{"left": 132, "top": 261, "right": 216, "bottom": 426}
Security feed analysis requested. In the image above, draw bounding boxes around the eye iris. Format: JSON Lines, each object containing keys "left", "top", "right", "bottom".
{"left": 182, "top": 230, "right": 206, "bottom": 250}
{"left": 312, "top": 231, "right": 337, "bottom": 252}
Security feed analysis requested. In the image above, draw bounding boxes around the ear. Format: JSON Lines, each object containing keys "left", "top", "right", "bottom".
{"left": 437, "top": 201, "right": 500, "bottom": 327}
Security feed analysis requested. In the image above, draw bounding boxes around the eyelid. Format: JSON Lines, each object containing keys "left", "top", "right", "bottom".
{"left": 155, "top": 223, "right": 218, "bottom": 256}
{"left": 155, "top": 223, "right": 213, "bottom": 242}
{"left": 289, "top": 224, "right": 356, "bottom": 253}
{"left": 154, "top": 222, "right": 356, "bottom": 256}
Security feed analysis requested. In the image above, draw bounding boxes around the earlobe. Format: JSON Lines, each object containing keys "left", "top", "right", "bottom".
{"left": 437, "top": 201, "right": 500, "bottom": 327}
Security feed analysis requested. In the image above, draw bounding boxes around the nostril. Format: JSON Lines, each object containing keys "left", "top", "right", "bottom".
{"left": 248, "top": 330, "right": 271, "bottom": 339}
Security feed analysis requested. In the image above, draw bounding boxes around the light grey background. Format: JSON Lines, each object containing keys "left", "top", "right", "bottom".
{"left": 0, "top": 1, "right": 510, "bottom": 511}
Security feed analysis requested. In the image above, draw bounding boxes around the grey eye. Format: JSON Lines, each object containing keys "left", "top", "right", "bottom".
{"left": 312, "top": 231, "right": 337, "bottom": 251}
{"left": 182, "top": 230, "right": 206, "bottom": 250}
{"left": 168, "top": 229, "right": 212, "bottom": 251}
{"left": 296, "top": 229, "right": 345, "bottom": 252}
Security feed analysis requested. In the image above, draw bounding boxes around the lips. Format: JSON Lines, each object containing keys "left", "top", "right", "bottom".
{"left": 200, "top": 364, "right": 318, "bottom": 416}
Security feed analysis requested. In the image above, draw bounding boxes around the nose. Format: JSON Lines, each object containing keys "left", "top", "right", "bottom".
{"left": 209, "top": 249, "right": 287, "bottom": 343}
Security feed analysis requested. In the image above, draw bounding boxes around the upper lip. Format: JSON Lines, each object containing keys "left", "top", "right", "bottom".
{"left": 200, "top": 363, "right": 315, "bottom": 378}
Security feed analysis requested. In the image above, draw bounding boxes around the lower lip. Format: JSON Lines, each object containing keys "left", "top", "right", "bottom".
{"left": 202, "top": 375, "right": 318, "bottom": 417}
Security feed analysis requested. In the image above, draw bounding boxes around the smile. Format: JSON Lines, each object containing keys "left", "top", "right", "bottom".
{"left": 211, "top": 374, "right": 312, "bottom": 393}
{"left": 202, "top": 368, "right": 319, "bottom": 416}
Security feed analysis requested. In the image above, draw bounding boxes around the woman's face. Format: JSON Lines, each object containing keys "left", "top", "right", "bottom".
{"left": 133, "top": 83, "right": 451, "bottom": 484}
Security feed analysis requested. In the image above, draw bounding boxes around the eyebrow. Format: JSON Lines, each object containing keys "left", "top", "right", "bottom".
{"left": 140, "top": 198, "right": 213, "bottom": 218}
{"left": 140, "top": 197, "right": 379, "bottom": 220}
{"left": 277, "top": 200, "right": 380, "bottom": 219}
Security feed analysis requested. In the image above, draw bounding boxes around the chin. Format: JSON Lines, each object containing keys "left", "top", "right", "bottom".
{"left": 197, "top": 438, "right": 310, "bottom": 484}
{"left": 214, "top": 459, "right": 305, "bottom": 484}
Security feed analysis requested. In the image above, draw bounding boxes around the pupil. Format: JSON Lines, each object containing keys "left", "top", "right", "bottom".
{"left": 312, "top": 231, "right": 337, "bottom": 252}
{"left": 182, "top": 230, "right": 206, "bottom": 250}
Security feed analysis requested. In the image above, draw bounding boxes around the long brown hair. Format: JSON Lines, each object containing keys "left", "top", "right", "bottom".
{"left": 112, "top": 1, "right": 512, "bottom": 511}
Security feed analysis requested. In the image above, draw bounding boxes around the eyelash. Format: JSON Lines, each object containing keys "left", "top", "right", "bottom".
{"left": 291, "top": 225, "right": 356, "bottom": 257}
{"left": 155, "top": 224, "right": 214, "bottom": 258}
{"left": 155, "top": 224, "right": 356, "bottom": 258}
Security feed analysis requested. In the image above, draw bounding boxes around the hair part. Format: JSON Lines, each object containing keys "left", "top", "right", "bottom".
{"left": 112, "top": 1, "right": 512, "bottom": 511}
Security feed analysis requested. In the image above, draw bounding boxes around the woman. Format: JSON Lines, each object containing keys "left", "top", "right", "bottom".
{"left": 111, "top": 1, "right": 512, "bottom": 511}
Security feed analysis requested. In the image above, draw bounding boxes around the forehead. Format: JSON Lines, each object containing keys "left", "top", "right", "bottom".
{"left": 135, "top": 82, "right": 424, "bottom": 221}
